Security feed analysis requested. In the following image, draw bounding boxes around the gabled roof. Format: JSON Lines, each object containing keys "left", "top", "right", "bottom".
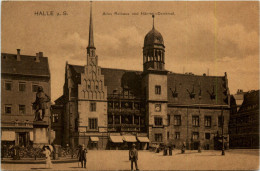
{"left": 67, "top": 64, "right": 229, "bottom": 105}
{"left": 1, "top": 53, "right": 50, "bottom": 77}
{"left": 167, "top": 72, "right": 228, "bottom": 105}
{"left": 101, "top": 68, "right": 142, "bottom": 96}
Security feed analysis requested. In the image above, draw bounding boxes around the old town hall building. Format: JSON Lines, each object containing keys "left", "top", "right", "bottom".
{"left": 52, "top": 4, "right": 230, "bottom": 150}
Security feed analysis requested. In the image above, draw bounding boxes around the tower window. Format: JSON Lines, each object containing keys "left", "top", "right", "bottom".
{"left": 89, "top": 118, "right": 98, "bottom": 130}
{"left": 154, "top": 117, "right": 162, "bottom": 126}
{"left": 90, "top": 102, "right": 96, "bottom": 112}
{"left": 155, "top": 85, "right": 161, "bottom": 95}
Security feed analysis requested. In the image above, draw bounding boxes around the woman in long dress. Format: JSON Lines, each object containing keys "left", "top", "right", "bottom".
{"left": 43, "top": 146, "right": 53, "bottom": 169}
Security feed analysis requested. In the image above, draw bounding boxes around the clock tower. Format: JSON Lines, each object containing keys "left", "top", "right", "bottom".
{"left": 142, "top": 15, "right": 168, "bottom": 145}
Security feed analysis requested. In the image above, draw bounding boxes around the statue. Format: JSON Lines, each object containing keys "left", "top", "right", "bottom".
{"left": 32, "top": 86, "right": 50, "bottom": 121}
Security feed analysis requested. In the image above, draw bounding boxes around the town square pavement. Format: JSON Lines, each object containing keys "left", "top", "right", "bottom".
{"left": 2, "top": 149, "right": 259, "bottom": 170}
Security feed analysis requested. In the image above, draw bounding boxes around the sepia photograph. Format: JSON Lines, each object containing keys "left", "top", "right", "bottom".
{"left": 1, "top": 1, "right": 259, "bottom": 170}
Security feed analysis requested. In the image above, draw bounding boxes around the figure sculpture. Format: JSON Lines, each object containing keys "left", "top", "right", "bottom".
{"left": 32, "top": 86, "right": 50, "bottom": 121}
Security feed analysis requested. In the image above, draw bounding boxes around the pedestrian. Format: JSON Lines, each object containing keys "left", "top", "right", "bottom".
{"left": 78, "top": 144, "right": 88, "bottom": 168}
{"left": 129, "top": 144, "right": 139, "bottom": 171}
{"left": 181, "top": 142, "right": 186, "bottom": 154}
{"left": 169, "top": 145, "right": 173, "bottom": 156}
{"left": 155, "top": 143, "right": 160, "bottom": 153}
{"left": 43, "top": 146, "right": 53, "bottom": 169}
{"left": 198, "top": 141, "right": 201, "bottom": 153}
{"left": 163, "top": 144, "right": 168, "bottom": 156}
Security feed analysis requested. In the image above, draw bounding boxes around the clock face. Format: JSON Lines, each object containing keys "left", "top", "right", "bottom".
{"left": 155, "top": 104, "right": 161, "bottom": 112}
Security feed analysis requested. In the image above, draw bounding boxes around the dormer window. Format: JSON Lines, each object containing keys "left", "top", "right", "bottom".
{"left": 190, "top": 93, "right": 196, "bottom": 99}
{"left": 210, "top": 94, "right": 216, "bottom": 100}
{"left": 172, "top": 92, "right": 178, "bottom": 98}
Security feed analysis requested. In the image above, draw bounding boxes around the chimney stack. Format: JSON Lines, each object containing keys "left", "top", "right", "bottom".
{"left": 17, "top": 49, "right": 21, "bottom": 61}
{"left": 39, "top": 52, "right": 43, "bottom": 58}
{"left": 35, "top": 53, "right": 40, "bottom": 62}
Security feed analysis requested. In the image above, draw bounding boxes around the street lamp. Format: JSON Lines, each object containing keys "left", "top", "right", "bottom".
{"left": 221, "top": 107, "right": 225, "bottom": 155}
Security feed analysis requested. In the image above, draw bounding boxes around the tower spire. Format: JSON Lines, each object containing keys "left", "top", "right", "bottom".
{"left": 88, "top": 1, "right": 95, "bottom": 48}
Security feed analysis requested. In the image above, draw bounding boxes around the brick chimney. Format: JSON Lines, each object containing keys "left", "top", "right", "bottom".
{"left": 17, "top": 49, "right": 21, "bottom": 61}
{"left": 35, "top": 53, "right": 40, "bottom": 62}
{"left": 39, "top": 52, "right": 43, "bottom": 58}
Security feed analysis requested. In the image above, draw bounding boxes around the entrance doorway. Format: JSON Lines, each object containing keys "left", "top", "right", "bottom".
{"left": 18, "top": 132, "right": 29, "bottom": 147}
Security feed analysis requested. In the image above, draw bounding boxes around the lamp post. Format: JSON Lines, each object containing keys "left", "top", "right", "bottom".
{"left": 221, "top": 107, "right": 225, "bottom": 155}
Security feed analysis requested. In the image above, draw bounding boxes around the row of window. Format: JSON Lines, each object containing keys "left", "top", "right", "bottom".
{"left": 155, "top": 132, "right": 211, "bottom": 142}
{"left": 4, "top": 81, "right": 39, "bottom": 92}
{"left": 4, "top": 104, "right": 26, "bottom": 115}
{"left": 154, "top": 115, "right": 224, "bottom": 127}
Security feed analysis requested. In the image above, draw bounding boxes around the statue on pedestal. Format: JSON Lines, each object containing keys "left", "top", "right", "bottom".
{"left": 33, "top": 86, "right": 50, "bottom": 121}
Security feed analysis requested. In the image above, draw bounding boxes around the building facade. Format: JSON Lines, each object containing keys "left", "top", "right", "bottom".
{"left": 229, "top": 90, "right": 259, "bottom": 149}
{"left": 53, "top": 4, "right": 231, "bottom": 150}
{"left": 1, "top": 50, "right": 51, "bottom": 147}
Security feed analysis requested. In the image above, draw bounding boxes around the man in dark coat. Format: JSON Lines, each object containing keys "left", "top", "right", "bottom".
{"left": 32, "top": 86, "right": 50, "bottom": 121}
{"left": 129, "top": 144, "right": 139, "bottom": 171}
{"left": 78, "top": 144, "right": 88, "bottom": 168}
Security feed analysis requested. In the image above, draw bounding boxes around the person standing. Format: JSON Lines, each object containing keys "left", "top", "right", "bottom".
{"left": 78, "top": 144, "right": 88, "bottom": 168}
{"left": 43, "top": 146, "right": 52, "bottom": 169}
{"left": 198, "top": 141, "right": 202, "bottom": 153}
{"left": 129, "top": 144, "right": 139, "bottom": 171}
{"left": 181, "top": 142, "right": 186, "bottom": 154}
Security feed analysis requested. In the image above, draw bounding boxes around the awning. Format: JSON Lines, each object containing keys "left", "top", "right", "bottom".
{"left": 137, "top": 137, "right": 150, "bottom": 143}
{"left": 90, "top": 137, "right": 99, "bottom": 142}
{"left": 123, "top": 135, "right": 137, "bottom": 142}
{"left": 1, "top": 131, "right": 15, "bottom": 141}
{"left": 110, "top": 136, "right": 123, "bottom": 143}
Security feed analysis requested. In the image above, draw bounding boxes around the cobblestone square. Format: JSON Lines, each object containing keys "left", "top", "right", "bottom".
{"left": 2, "top": 149, "right": 259, "bottom": 170}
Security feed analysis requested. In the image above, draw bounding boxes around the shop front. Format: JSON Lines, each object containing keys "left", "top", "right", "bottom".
{"left": 123, "top": 135, "right": 137, "bottom": 149}
{"left": 109, "top": 135, "right": 123, "bottom": 150}
{"left": 90, "top": 137, "right": 99, "bottom": 150}
{"left": 137, "top": 136, "right": 150, "bottom": 150}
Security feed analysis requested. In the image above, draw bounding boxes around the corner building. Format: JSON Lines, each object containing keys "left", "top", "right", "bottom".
{"left": 54, "top": 4, "right": 230, "bottom": 150}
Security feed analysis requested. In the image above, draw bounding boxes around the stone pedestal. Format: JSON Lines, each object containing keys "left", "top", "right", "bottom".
{"left": 33, "top": 121, "right": 49, "bottom": 148}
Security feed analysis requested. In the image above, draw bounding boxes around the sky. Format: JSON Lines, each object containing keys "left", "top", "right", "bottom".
{"left": 1, "top": 1, "right": 259, "bottom": 101}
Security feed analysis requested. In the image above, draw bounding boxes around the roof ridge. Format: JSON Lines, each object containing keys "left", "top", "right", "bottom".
{"left": 1, "top": 53, "right": 48, "bottom": 59}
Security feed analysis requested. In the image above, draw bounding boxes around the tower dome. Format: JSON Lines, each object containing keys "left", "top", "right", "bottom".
{"left": 144, "top": 28, "right": 164, "bottom": 47}
{"left": 143, "top": 15, "right": 165, "bottom": 71}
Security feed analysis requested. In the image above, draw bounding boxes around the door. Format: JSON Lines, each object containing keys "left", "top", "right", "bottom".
{"left": 18, "top": 133, "right": 28, "bottom": 147}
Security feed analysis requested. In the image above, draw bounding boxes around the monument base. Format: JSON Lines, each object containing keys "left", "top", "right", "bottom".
{"left": 33, "top": 121, "right": 49, "bottom": 147}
